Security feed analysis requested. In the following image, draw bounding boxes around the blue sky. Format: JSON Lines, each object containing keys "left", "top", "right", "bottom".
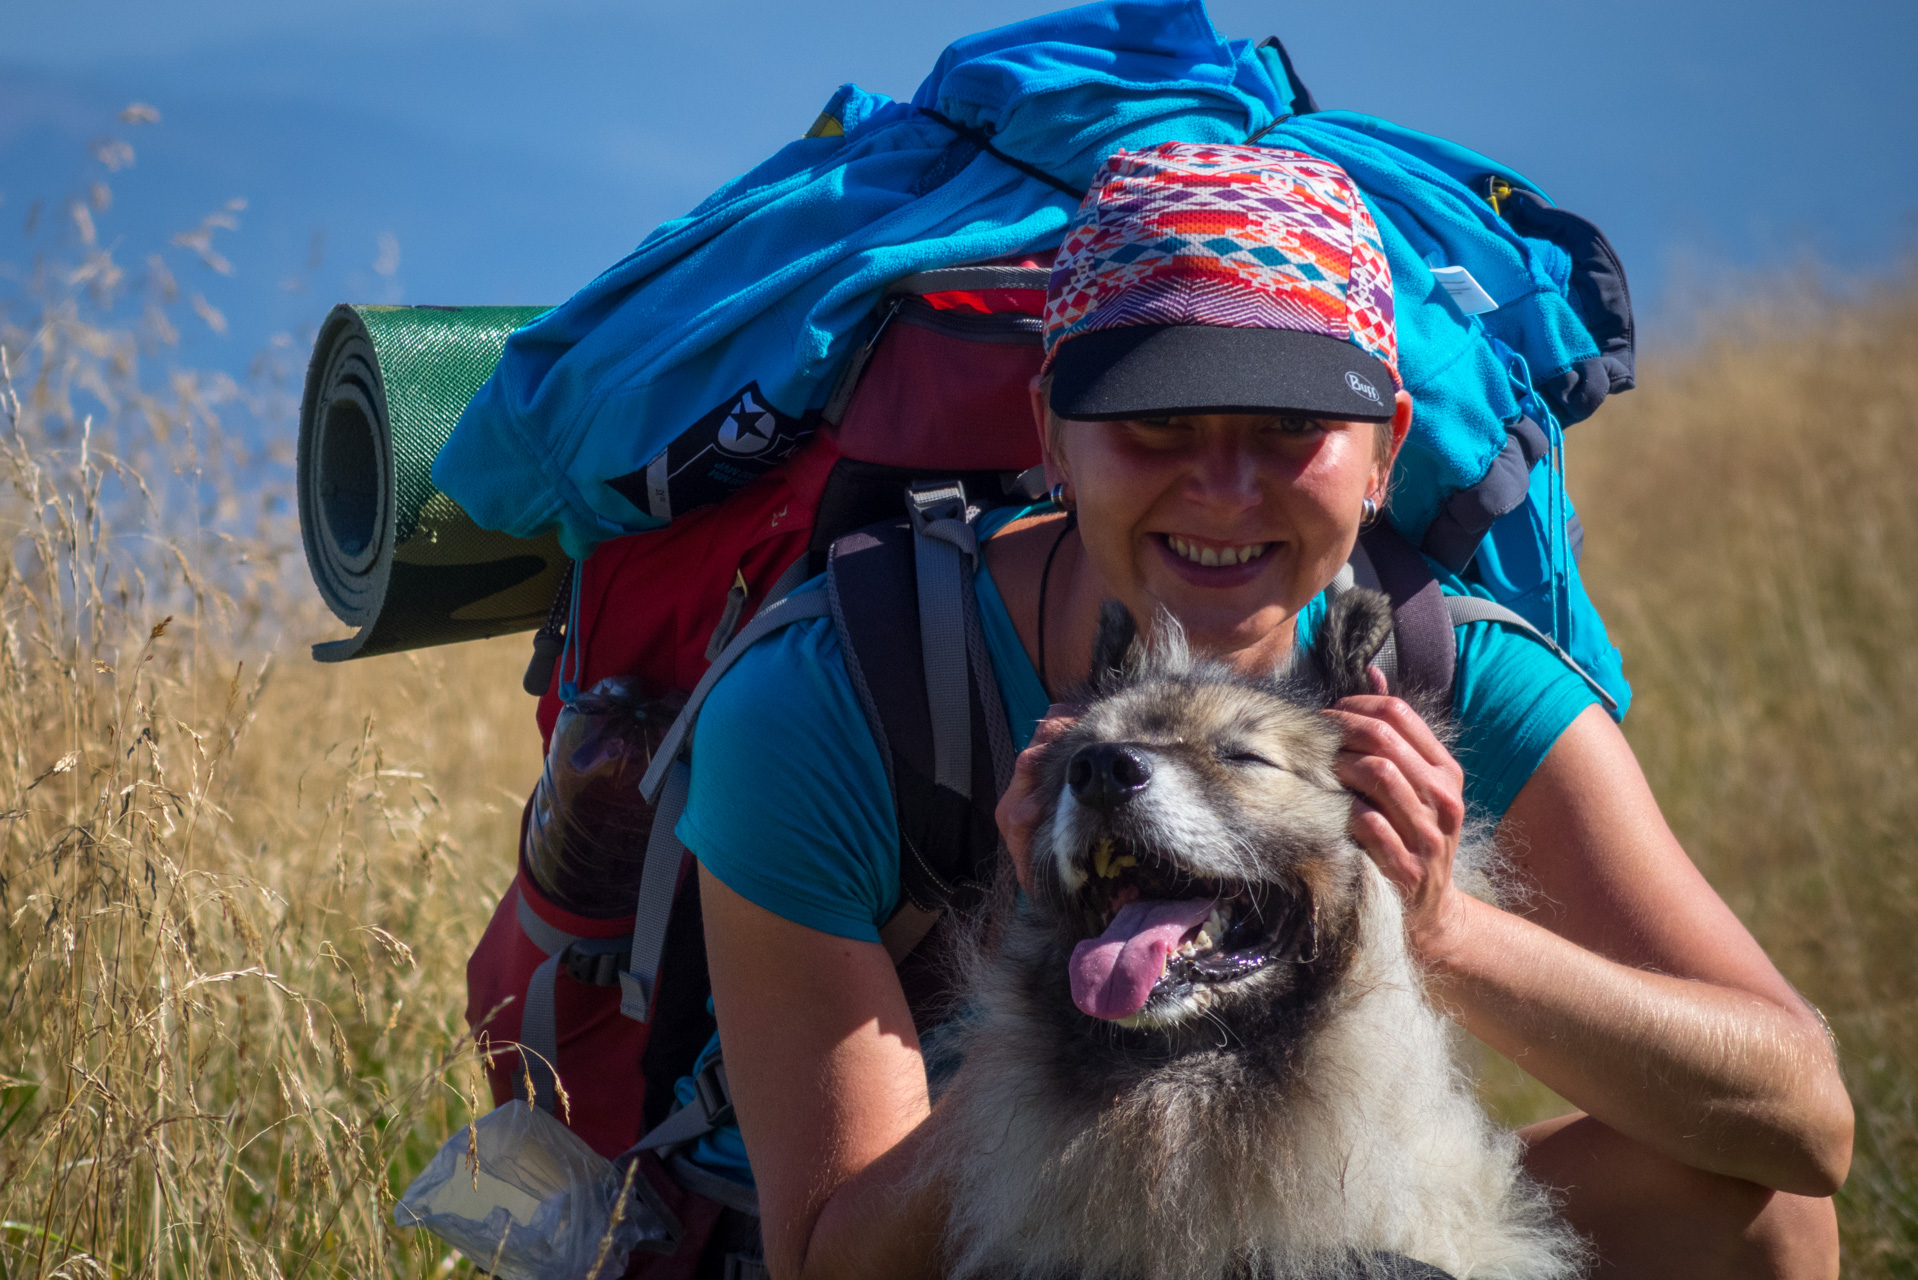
{"left": 4, "top": 0, "right": 1914, "bottom": 409}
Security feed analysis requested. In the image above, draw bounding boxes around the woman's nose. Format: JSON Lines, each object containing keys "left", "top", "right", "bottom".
{"left": 1182, "top": 433, "right": 1262, "bottom": 511}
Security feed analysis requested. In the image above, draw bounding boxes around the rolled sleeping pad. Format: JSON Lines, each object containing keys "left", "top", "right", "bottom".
{"left": 299, "top": 303, "right": 566, "bottom": 661}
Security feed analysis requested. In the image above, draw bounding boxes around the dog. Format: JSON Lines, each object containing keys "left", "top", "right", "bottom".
{"left": 929, "top": 590, "right": 1582, "bottom": 1280}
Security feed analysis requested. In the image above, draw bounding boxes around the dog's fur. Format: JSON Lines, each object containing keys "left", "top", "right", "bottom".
{"left": 928, "top": 591, "right": 1582, "bottom": 1280}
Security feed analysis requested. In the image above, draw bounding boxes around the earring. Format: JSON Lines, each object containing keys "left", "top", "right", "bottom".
{"left": 1049, "top": 480, "right": 1075, "bottom": 511}
{"left": 1359, "top": 496, "right": 1379, "bottom": 528}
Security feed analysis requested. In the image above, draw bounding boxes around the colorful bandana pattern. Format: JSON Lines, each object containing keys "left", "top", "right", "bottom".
{"left": 1043, "top": 143, "right": 1400, "bottom": 387}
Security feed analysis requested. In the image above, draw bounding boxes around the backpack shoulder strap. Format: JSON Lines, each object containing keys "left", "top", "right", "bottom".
{"left": 1441, "top": 595, "right": 1620, "bottom": 713}
{"left": 618, "top": 581, "right": 830, "bottom": 1023}
{"left": 1336, "top": 521, "right": 1618, "bottom": 714}
{"left": 1335, "top": 521, "right": 1457, "bottom": 702}
{"left": 826, "top": 482, "right": 1015, "bottom": 927}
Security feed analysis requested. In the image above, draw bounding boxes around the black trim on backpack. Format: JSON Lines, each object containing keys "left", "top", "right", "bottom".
{"left": 1493, "top": 187, "right": 1636, "bottom": 426}
{"left": 1417, "top": 415, "right": 1550, "bottom": 574}
{"left": 1256, "top": 36, "right": 1321, "bottom": 116}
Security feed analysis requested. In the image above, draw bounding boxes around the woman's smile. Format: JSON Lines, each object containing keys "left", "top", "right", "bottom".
{"left": 1154, "top": 532, "right": 1278, "bottom": 588}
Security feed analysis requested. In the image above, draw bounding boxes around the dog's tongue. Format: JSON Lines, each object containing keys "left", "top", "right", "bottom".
{"left": 1070, "top": 898, "right": 1218, "bottom": 1021}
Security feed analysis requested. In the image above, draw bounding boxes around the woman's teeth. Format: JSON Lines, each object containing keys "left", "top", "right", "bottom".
{"left": 1165, "top": 535, "right": 1269, "bottom": 568}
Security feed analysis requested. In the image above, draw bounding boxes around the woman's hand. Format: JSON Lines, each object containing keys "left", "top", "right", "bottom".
{"left": 994, "top": 704, "right": 1079, "bottom": 895}
{"left": 1327, "top": 671, "right": 1470, "bottom": 960}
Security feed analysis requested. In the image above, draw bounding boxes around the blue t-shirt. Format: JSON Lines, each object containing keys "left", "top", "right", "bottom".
{"left": 672, "top": 507, "right": 1599, "bottom": 1180}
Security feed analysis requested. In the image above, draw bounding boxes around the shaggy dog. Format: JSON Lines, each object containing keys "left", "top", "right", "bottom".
{"left": 931, "top": 590, "right": 1582, "bottom": 1280}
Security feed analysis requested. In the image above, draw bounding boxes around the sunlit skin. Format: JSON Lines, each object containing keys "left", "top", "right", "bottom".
{"left": 1041, "top": 389, "right": 1399, "bottom": 671}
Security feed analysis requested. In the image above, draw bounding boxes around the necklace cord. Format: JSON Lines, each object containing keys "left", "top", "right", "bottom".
{"left": 1035, "top": 511, "right": 1077, "bottom": 701}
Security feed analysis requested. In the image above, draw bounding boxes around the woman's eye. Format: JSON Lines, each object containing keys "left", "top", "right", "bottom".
{"left": 1268, "top": 415, "right": 1325, "bottom": 435}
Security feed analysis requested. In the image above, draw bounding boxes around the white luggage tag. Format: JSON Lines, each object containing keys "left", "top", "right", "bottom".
{"left": 1429, "top": 264, "right": 1498, "bottom": 316}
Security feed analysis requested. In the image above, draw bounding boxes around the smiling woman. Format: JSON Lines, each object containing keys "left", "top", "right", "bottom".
{"left": 680, "top": 141, "right": 1851, "bottom": 1280}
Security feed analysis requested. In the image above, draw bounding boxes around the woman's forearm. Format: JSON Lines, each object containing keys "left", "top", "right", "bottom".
{"left": 1424, "top": 891, "right": 1852, "bottom": 1195}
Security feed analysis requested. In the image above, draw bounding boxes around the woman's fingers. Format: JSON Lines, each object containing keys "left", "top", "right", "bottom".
{"left": 1325, "top": 694, "right": 1467, "bottom": 943}
{"left": 1328, "top": 707, "right": 1465, "bottom": 833}
{"left": 1332, "top": 693, "right": 1459, "bottom": 774}
{"left": 996, "top": 703, "right": 1079, "bottom": 895}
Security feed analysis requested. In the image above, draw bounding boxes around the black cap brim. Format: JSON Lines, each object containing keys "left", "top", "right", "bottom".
{"left": 1049, "top": 324, "right": 1397, "bottom": 423}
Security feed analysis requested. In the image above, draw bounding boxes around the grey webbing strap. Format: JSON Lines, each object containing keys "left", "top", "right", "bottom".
{"left": 516, "top": 949, "right": 567, "bottom": 1111}
{"left": 635, "top": 1059, "right": 733, "bottom": 1153}
{"left": 515, "top": 890, "right": 577, "bottom": 957}
{"left": 703, "top": 556, "right": 811, "bottom": 663}
{"left": 624, "top": 583, "right": 833, "bottom": 1023}
{"left": 668, "top": 1154, "right": 760, "bottom": 1216}
{"left": 760, "top": 556, "right": 812, "bottom": 610}
{"left": 639, "top": 588, "right": 832, "bottom": 804}
{"left": 906, "top": 483, "right": 978, "bottom": 798}
{"left": 512, "top": 894, "right": 630, "bottom": 1113}
{"left": 1444, "top": 595, "right": 1620, "bottom": 712}
{"left": 620, "top": 759, "right": 690, "bottom": 1021}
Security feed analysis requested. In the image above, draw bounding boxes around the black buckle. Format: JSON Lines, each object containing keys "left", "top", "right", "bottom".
{"left": 693, "top": 1060, "right": 734, "bottom": 1128}
{"left": 562, "top": 944, "right": 624, "bottom": 987}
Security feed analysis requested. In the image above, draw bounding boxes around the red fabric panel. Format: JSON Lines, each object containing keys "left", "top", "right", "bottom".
{"left": 466, "top": 868, "right": 649, "bottom": 1159}
{"left": 834, "top": 321, "right": 1044, "bottom": 473}
{"left": 535, "top": 432, "right": 840, "bottom": 747}
{"left": 919, "top": 287, "right": 1044, "bottom": 315}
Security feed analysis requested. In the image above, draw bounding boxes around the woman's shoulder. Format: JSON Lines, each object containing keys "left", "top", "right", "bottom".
{"left": 1437, "top": 580, "right": 1602, "bottom": 820}
{"left": 678, "top": 587, "right": 902, "bottom": 943}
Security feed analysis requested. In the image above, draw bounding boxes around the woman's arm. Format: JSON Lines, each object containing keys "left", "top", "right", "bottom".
{"left": 698, "top": 867, "right": 946, "bottom": 1280}
{"left": 1333, "top": 699, "right": 1853, "bottom": 1196}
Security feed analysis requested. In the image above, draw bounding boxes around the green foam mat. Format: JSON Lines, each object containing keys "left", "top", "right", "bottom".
{"left": 298, "top": 303, "right": 564, "bottom": 662}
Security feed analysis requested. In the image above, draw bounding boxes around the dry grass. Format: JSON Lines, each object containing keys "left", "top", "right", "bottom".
{"left": 1474, "top": 279, "right": 1918, "bottom": 1275}
{"left": 0, "top": 205, "right": 539, "bottom": 1274}
{"left": 4, "top": 130, "right": 1915, "bottom": 1272}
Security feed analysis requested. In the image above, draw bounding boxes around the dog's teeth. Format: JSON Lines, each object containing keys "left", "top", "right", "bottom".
{"left": 1093, "top": 838, "right": 1114, "bottom": 879}
{"left": 1110, "top": 855, "right": 1136, "bottom": 870}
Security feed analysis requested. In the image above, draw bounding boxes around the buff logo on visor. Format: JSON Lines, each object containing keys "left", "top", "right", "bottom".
{"left": 1042, "top": 143, "right": 1400, "bottom": 389}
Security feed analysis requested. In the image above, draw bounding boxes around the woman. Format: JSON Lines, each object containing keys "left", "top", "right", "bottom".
{"left": 678, "top": 145, "right": 1851, "bottom": 1279}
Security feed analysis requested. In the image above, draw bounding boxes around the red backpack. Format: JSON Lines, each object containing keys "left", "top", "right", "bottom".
{"left": 464, "top": 260, "right": 1054, "bottom": 1161}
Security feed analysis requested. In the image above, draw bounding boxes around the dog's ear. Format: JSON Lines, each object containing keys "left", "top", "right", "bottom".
{"left": 1315, "top": 588, "right": 1393, "bottom": 702}
{"left": 1088, "top": 600, "right": 1138, "bottom": 695}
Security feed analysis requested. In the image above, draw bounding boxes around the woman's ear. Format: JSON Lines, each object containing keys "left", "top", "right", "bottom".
{"left": 1031, "top": 374, "right": 1069, "bottom": 492}
{"left": 1369, "top": 389, "right": 1414, "bottom": 501}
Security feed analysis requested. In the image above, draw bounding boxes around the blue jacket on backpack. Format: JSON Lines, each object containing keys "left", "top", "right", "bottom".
{"left": 435, "top": 0, "right": 1632, "bottom": 715}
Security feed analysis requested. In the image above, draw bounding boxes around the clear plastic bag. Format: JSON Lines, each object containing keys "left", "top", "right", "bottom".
{"left": 395, "top": 1100, "right": 669, "bottom": 1279}
{"left": 523, "top": 677, "right": 686, "bottom": 916}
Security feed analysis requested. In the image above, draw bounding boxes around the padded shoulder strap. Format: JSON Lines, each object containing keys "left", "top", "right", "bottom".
{"left": 1340, "top": 521, "right": 1457, "bottom": 702}
{"left": 827, "top": 485, "right": 1013, "bottom": 920}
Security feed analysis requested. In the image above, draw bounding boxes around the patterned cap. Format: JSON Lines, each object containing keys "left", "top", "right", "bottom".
{"left": 1044, "top": 143, "right": 1400, "bottom": 423}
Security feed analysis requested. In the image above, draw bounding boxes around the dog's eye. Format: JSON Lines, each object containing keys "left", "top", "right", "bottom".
{"left": 1222, "top": 750, "right": 1275, "bottom": 768}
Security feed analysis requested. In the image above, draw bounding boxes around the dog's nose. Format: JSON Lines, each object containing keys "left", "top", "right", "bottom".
{"left": 1067, "top": 744, "right": 1153, "bottom": 811}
